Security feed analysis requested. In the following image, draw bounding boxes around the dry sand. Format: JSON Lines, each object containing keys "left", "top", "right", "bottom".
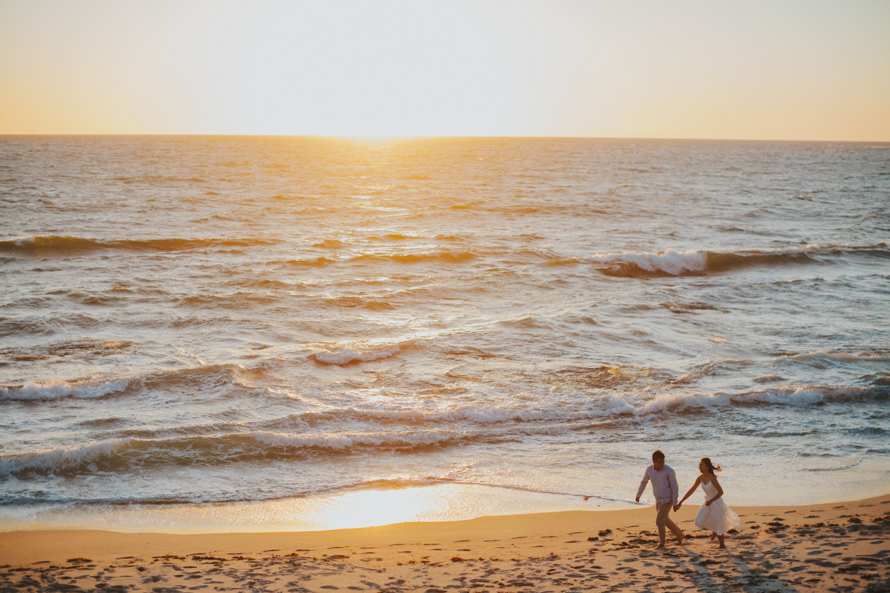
{"left": 1, "top": 494, "right": 887, "bottom": 592}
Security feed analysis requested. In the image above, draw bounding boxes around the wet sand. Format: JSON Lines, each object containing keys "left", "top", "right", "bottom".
{"left": 1, "top": 495, "right": 888, "bottom": 592}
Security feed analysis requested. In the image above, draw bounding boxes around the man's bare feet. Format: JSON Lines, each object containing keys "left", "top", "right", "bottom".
{"left": 655, "top": 544, "right": 665, "bottom": 549}
{"left": 677, "top": 532, "right": 685, "bottom": 545}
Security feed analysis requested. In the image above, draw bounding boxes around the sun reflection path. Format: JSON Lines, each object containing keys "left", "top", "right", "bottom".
{"left": 308, "top": 487, "right": 444, "bottom": 530}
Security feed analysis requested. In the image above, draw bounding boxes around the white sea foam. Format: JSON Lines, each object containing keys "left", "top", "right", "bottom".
{"left": 312, "top": 345, "right": 402, "bottom": 365}
{"left": 806, "top": 454, "right": 866, "bottom": 472}
{"left": 251, "top": 429, "right": 462, "bottom": 450}
{"left": 0, "top": 438, "right": 130, "bottom": 475}
{"left": 0, "top": 378, "right": 131, "bottom": 401}
{"left": 363, "top": 405, "right": 591, "bottom": 424}
{"left": 752, "top": 386, "right": 864, "bottom": 406}
{"left": 591, "top": 385, "right": 873, "bottom": 417}
{"left": 586, "top": 249, "right": 707, "bottom": 275}
{"left": 775, "top": 350, "right": 890, "bottom": 365}
{"left": 581, "top": 243, "right": 881, "bottom": 276}
{"left": 286, "top": 385, "right": 880, "bottom": 431}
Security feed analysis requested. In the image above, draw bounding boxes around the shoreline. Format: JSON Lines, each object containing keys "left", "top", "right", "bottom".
{"left": 5, "top": 478, "right": 887, "bottom": 536}
{"left": 2, "top": 495, "right": 888, "bottom": 592}
{"left": 0, "top": 483, "right": 632, "bottom": 535}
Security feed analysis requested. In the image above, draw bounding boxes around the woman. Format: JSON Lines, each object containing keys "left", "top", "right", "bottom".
{"left": 677, "top": 458, "right": 741, "bottom": 548}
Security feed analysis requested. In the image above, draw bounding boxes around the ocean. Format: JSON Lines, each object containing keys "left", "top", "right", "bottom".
{"left": 1, "top": 136, "right": 888, "bottom": 533}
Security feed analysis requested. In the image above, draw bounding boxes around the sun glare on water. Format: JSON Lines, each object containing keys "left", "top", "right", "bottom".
{"left": 309, "top": 487, "right": 443, "bottom": 530}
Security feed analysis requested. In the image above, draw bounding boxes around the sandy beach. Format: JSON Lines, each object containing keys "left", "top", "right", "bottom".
{"left": 1, "top": 494, "right": 887, "bottom": 593}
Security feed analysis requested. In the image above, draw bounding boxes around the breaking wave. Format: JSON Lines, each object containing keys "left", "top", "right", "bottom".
{"left": 0, "top": 429, "right": 482, "bottom": 478}
{"left": 306, "top": 337, "right": 420, "bottom": 365}
{"left": 0, "top": 363, "right": 247, "bottom": 402}
{"left": 3, "top": 382, "right": 884, "bottom": 479}
{"left": 580, "top": 243, "right": 888, "bottom": 277}
{"left": 0, "top": 378, "right": 132, "bottom": 401}
{"left": 311, "top": 345, "right": 403, "bottom": 365}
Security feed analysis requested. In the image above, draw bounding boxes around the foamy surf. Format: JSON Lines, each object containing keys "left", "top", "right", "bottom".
{"left": 0, "top": 378, "right": 131, "bottom": 401}
{"left": 582, "top": 243, "right": 890, "bottom": 277}
{"left": 312, "top": 345, "right": 402, "bottom": 365}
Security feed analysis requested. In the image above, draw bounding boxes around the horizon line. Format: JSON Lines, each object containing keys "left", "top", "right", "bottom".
{"left": 1, "top": 133, "right": 888, "bottom": 144}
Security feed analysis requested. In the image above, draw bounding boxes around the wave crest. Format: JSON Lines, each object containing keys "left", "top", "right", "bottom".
{"left": 587, "top": 249, "right": 707, "bottom": 277}
{"left": 0, "top": 235, "right": 278, "bottom": 256}
{"left": 584, "top": 243, "right": 888, "bottom": 277}
{"left": 0, "top": 363, "right": 246, "bottom": 402}
{"left": 0, "top": 429, "right": 468, "bottom": 478}
{"left": 0, "top": 378, "right": 132, "bottom": 401}
{"left": 312, "top": 344, "right": 402, "bottom": 365}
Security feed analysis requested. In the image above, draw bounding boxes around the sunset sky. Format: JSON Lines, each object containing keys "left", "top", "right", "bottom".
{"left": 1, "top": 0, "right": 888, "bottom": 141}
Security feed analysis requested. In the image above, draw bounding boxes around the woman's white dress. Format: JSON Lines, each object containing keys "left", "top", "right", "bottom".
{"left": 695, "top": 479, "right": 741, "bottom": 535}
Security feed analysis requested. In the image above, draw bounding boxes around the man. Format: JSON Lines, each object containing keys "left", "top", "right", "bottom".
{"left": 636, "top": 450, "right": 684, "bottom": 548}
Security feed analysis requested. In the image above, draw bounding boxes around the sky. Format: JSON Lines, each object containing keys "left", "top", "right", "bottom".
{"left": 1, "top": 0, "right": 889, "bottom": 141}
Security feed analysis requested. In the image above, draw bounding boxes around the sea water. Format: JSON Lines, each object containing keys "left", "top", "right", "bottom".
{"left": 1, "top": 136, "right": 888, "bottom": 532}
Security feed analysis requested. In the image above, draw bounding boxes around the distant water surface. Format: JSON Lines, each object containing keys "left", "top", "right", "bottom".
{"left": 1, "top": 136, "right": 888, "bottom": 531}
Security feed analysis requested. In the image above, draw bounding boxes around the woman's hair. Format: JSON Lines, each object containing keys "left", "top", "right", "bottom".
{"left": 701, "top": 457, "right": 722, "bottom": 474}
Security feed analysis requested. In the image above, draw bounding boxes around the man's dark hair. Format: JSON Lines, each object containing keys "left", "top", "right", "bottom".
{"left": 652, "top": 450, "right": 665, "bottom": 462}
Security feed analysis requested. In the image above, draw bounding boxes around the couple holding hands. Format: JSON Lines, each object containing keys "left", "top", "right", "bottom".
{"left": 636, "top": 450, "right": 741, "bottom": 549}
